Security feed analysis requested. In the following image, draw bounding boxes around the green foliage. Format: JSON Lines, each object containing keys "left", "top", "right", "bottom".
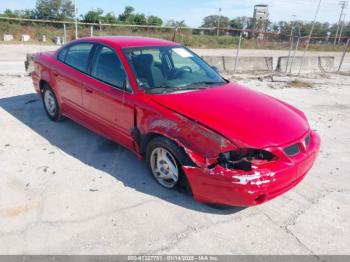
{"left": 3, "top": 9, "right": 15, "bottom": 18}
{"left": 133, "top": 13, "right": 147, "bottom": 25}
{"left": 202, "top": 15, "right": 230, "bottom": 28}
{"left": 34, "top": 0, "right": 74, "bottom": 20}
{"left": 230, "top": 16, "right": 253, "bottom": 30}
{"left": 269, "top": 20, "right": 338, "bottom": 37}
{"left": 165, "top": 19, "right": 187, "bottom": 27}
{"left": 115, "top": 6, "right": 162, "bottom": 25}
{"left": 147, "top": 16, "right": 163, "bottom": 26}
{"left": 81, "top": 8, "right": 104, "bottom": 23}
{"left": 1, "top": 2, "right": 350, "bottom": 48}
{"left": 104, "top": 12, "right": 118, "bottom": 24}
{"left": 118, "top": 6, "right": 135, "bottom": 23}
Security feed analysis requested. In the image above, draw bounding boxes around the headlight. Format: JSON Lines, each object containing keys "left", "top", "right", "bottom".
{"left": 218, "top": 148, "right": 276, "bottom": 171}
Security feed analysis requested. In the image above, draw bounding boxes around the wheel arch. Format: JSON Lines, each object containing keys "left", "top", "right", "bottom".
{"left": 39, "top": 79, "right": 49, "bottom": 94}
{"left": 140, "top": 132, "right": 196, "bottom": 167}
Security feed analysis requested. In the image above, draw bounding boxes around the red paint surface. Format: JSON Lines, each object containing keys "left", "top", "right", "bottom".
{"left": 31, "top": 36, "right": 321, "bottom": 206}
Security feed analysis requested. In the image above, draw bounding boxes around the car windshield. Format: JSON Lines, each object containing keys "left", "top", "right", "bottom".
{"left": 124, "top": 46, "right": 226, "bottom": 94}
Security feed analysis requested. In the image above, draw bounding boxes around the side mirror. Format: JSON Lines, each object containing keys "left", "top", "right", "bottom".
{"left": 211, "top": 66, "right": 220, "bottom": 74}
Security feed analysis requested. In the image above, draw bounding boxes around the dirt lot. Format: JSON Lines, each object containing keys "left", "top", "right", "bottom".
{"left": 0, "top": 44, "right": 349, "bottom": 255}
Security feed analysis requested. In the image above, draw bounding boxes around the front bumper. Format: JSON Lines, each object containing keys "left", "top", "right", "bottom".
{"left": 183, "top": 131, "right": 321, "bottom": 207}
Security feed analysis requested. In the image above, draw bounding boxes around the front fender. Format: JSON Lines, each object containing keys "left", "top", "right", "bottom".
{"left": 136, "top": 103, "right": 236, "bottom": 167}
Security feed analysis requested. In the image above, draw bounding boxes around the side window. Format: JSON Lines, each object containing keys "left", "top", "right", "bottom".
{"left": 58, "top": 48, "right": 67, "bottom": 62}
{"left": 65, "top": 43, "right": 94, "bottom": 73}
{"left": 91, "top": 46, "right": 126, "bottom": 88}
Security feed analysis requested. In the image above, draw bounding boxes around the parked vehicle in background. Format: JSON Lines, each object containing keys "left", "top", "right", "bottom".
{"left": 31, "top": 36, "right": 320, "bottom": 206}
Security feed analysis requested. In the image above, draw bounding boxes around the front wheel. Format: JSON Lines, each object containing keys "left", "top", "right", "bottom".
{"left": 149, "top": 146, "right": 180, "bottom": 188}
{"left": 146, "top": 137, "right": 190, "bottom": 189}
{"left": 42, "top": 84, "right": 62, "bottom": 122}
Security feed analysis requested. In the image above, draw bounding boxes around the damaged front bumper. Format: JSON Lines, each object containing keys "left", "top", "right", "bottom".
{"left": 183, "top": 131, "right": 321, "bottom": 207}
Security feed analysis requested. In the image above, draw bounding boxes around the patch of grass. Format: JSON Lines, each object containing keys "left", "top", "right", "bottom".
{"left": 289, "top": 79, "right": 314, "bottom": 88}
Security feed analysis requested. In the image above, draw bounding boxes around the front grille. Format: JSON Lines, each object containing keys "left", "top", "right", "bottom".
{"left": 284, "top": 144, "right": 300, "bottom": 156}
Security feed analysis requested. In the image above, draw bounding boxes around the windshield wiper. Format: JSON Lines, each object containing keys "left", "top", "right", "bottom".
{"left": 160, "top": 85, "right": 210, "bottom": 94}
{"left": 145, "top": 81, "right": 225, "bottom": 94}
{"left": 185, "top": 81, "right": 225, "bottom": 87}
{"left": 144, "top": 85, "right": 178, "bottom": 94}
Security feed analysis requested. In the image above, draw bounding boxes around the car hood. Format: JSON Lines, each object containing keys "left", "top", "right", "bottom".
{"left": 150, "top": 82, "right": 310, "bottom": 148}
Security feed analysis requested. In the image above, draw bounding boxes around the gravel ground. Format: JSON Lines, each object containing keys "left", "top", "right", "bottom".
{"left": 0, "top": 44, "right": 349, "bottom": 255}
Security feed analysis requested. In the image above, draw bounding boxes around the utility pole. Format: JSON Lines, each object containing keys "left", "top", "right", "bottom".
{"left": 334, "top": 1, "right": 347, "bottom": 46}
{"left": 290, "top": 27, "right": 301, "bottom": 73}
{"left": 63, "top": 23, "right": 67, "bottom": 44}
{"left": 74, "top": 0, "right": 78, "bottom": 40}
{"left": 234, "top": 32, "right": 243, "bottom": 73}
{"left": 298, "top": 0, "right": 322, "bottom": 75}
{"left": 338, "top": 13, "right": 346, "bottom": 44}
{"left": 286, "top": 15, "right": 297, "bottom": 72}
{"left": 217, "top": 8, "right": 222, "bottom": 37}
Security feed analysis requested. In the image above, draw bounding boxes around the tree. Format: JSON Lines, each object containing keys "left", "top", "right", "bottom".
{"left": 202, "top": 15, "right": 230, "bottom": 28}
{"left": 147, "top": 15, "right": 163, "bottom": 26}
{"left": 230, "top": 16, "right": 253, "bottom": 30}
{"left": 118, "top": 6, "right": 135, "bottom": 23}
{"left": 104, "top": 12, "right": 118, "bottom": 24}
{"left": 14, "top": 9, "right": 36, "bottom": 18}
{"left": 2, "top": 9, "right": 16, "bottom": 17}
{"left": 81, "top": 8, "right": 104, "bottom": 23}
{"left": 81, "top": 9, "right": 118, "bottom": 24}
{"left": 270, "top": 22, "right": 280, "bottom": 33}
{"left": 60, "top": 0, "right": 74, "bottom": 19}
{"left": 166, "top": 19, "right": 187, "bottom": 27}
{"left": 133, "top": 13, "right": 147, "bottom": 25}
{"left": 34, "top": 0, "right": 74, "bottom": 20}
{"left": 117, "top": 6, "right": 158, "bottom": 25}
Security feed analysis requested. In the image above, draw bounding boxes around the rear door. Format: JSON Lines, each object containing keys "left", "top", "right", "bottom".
{"left": 82, "top": 44, "right": 135, "bottom": 149}
{"left": 56, "top": 43, "right": 95, "bottom": 113}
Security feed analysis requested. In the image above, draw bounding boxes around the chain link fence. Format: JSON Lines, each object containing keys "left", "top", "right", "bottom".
{"left": 2, "top": 16, "right": 350, "bottom": 74}
{"left": 1, "top": 16, "right": 349, "bottom": 51}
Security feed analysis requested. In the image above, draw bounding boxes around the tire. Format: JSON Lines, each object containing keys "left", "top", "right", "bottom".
{"left": 42, "top": 84, "right": 62, "bottom": 122}
{"left": 146, "top": 137, "right": 192, "bottom": 190}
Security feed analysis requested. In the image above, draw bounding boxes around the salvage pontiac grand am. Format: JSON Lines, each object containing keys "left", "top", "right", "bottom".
{"left": 31, "top": 36, "right": 320, "bottom": 206}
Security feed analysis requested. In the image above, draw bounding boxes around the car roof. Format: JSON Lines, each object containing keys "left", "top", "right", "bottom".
{"left": 75, "top": 36, "right": 179, "bottom": 49}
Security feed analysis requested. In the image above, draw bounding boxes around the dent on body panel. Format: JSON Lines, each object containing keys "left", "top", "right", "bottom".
{"left": 40, "top": 70, "right": 51, "bottom": 85}
{"left": 135, "top": 106, "right": 235, "bottom": 167}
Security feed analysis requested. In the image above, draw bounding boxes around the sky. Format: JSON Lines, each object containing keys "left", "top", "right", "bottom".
{"left": 0, "top": 0, "right": 346, "bottom": 27}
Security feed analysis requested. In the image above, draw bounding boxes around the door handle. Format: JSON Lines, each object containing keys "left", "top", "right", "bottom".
{"left": 85, "top": 87, "right": 93, "bottom": 94}
{"left": 80, "top": 82, "right": 93, "bottom": 94}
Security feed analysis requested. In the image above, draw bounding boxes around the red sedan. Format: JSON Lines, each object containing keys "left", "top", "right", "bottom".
{"left": 31, "top": 36, "right": 320, "bottom": 206}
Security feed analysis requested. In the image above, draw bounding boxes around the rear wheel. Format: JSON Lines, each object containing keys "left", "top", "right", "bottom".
{"left": 42, "top": 84, "right": 61, "bottom": 122}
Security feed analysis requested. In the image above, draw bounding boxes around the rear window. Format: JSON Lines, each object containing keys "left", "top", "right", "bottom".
{"left": 65, "top": 43, "right": 94, "bottom": 73}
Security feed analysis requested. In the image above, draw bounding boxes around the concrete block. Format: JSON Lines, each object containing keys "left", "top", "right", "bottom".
{"left": 202, "top": 56, "right": 225, "bottom": 73}
{"left": 54, "top": 36, "right": 63, "bottom": 45}
{"left": 224, "top": 56, "right": 273, "bottom": 73}
{"left": 3, "top": 34, "right": 14, "bottom": 41}
{"left": 277, "top": 56, "right": 335, "bottom": 74}
{"left": 21, "top": 35, "right": 31, "bottom": 42}
{"left": 24, "top": 53, "right": 35, "bottom": 75}
{"left": 277, "top": 56, "right": 318, "bottom": 74}
{"left": 319, "top": 56, "right": 335, "bottom": 72}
